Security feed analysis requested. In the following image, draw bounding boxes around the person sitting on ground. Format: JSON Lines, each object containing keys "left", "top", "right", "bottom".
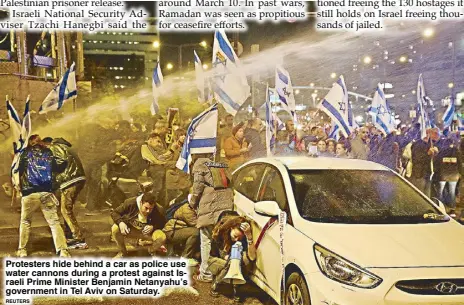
{"left": 111, "top": 192, "right": 166, "bottom": 258}
{"left": 208, "top": 214, "right": 256, "bottom": 302}
{"left": 162, "top": 190, "right": 200, "bottom": 267}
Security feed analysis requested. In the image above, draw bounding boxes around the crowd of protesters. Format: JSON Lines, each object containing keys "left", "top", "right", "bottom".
{"left": 11, "top": 106, "right": 464, "bottom": 302}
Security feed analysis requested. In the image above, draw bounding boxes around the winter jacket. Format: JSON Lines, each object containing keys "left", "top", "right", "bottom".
{"left": 162, "top": 203, "right": 198, "bottom": 233}
{"left": 190, "top": 158, "right": 234, "bottom": 228}
{"left": 433, "top": 145, "right": 462, "bottom": 181}
{"left": 244, "top": 128, "right": 266, "bottom": 159}
{"left": 223, "top": 136, "right": 248, "bottom": 172}
{"left": 411, "top": 139, "right": 433, "bottom": 179}
{"left": 111, "top": 195, "right": 166, "bottom": 230}
{"left": 50, "top": 138, "right": 86, "bottom": 190}
{"left": 18, "top": 145, "right": 67, "bottom": 196}
{"left": 350, "top": 136, "right": 369, "bottom": 160}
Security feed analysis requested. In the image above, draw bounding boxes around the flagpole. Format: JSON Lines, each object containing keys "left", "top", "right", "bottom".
{"left": 6, "top": 94, "right": 17, "bottom": 207}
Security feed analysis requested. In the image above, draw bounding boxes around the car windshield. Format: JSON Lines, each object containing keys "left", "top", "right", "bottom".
{"left": 290, "top": 170, "right": 449, "bottom": 224}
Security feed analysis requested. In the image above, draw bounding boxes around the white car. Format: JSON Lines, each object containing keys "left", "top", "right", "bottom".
{"left": 232, "top": 157, "right": 464, "bottom": 305}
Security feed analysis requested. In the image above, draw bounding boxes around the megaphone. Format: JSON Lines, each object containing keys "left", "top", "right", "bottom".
{"left": 222, "top": 241, "right": 246, "bottom": 285}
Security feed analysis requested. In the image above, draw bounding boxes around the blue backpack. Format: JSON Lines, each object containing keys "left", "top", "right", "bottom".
{"left": 25, "top": 147, "right": 54, "bottom": 189}
{"left": 165, "top": 199, "right": 188, "bottom": 220}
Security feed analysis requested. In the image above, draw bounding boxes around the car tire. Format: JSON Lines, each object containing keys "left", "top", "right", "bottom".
{"left": 284, "top": 272, "right": 311, "bottom": 305}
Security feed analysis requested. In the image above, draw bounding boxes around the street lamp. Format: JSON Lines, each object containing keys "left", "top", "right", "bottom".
{"left": 363, "top": 56, "right": 372, "bottom": 64}
{"left": 448, "top": 82, "right": 454, "bottom": 89}
{"left": 202, "top": 64, "right": 209, "bottom": 70}
{"left": 330, "top": 72, "right": 337, "bottom": 79}
{"left": 160, "top": 41, "right": 209, "bottom": 70}
{"left": 399, "top": 56, "right": 407, "bottom": 63}
{"left": 422, "top": 28, "right": 435, "bottom": 38}
{"left": 153, "top": 41, "right": 160, "bottom": 48}
{"left": 166, "top": 63, "right": 174, "bottom": 70}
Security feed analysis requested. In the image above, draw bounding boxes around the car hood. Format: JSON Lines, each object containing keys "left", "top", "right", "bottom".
{"left": 298, "top": 220, "right": 464, "bottom": 268}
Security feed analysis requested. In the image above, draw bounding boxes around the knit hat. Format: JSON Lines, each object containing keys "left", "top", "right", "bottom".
{"left": 232, "top": 122, "right": 245, "bottom": 136}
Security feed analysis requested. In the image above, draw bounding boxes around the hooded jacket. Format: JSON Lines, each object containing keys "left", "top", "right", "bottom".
{"left": 190, "top": 158, "right": 234, "bottom": 228}
{"left": 50, "top": 138, "right": 86, "bottom": 189}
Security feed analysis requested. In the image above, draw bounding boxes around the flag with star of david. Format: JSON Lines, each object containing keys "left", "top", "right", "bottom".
{"left": 417, "top": 74, "right": 431, "bottom": 139}
{"left": 317, "top": 75, "right": 352, "bottom": 138}
{"left": 275, "top": 65, "right": 296, "bottom": 119}
{"left": 39, "top": 62, "right": 77, "bottom": 114}
{"left": 371, "top": 84, "right": 396, "bottom": 135}
{"left": 7, "top": 95, "right": 32, "bottom": 189}
{"left": 211, "top": 30, "right": 250, "bottom": 116}
{"left": 176, "top": 103, "right": 218, "bottom": 174}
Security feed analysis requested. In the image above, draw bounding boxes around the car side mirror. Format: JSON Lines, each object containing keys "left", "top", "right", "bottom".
{"left": 431, "top": 197, "right": 447, "bottom": 214}
{"left": 254, "top": 201, "right": 281, "bottom": 217}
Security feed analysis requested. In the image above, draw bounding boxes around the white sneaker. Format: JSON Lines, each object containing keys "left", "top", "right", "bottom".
{"left": 16, "top": 249, "right": 27, "bottom": 257}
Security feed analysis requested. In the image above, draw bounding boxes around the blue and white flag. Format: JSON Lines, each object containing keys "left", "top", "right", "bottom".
{"left": 151, "top": 61, "right": 163, "bottom": 115}
{"left": 7, "top": 95, "right": 32, "bottom": 189}
{"left": 371, "top": 84, "right": 395, "bottom": 135}
{"left": 39, "top": 62, "right": 77, "bottom": 114}
{"left": 317, "top": 75, "right": 352, "bottom": 138}
{"left": 265, "top": 86, "right": 276, "bottom": 156}
{"left": 417, "top": 74, "right": 429, "bottom": 139}
{"left": 442, "top": 98, "right": 455, "bottom": 129}
{"left": 194, "top": 50, "right": 207, "bottom": 103}
{"left": 6, "top": 96, "right": 22, "bottom": 151}
{"left": 212, "top": 30, "right": 250, "bottom": 116}
{"left": 275, "top": 65, "right": 296, "bottom": 119}
{"left": 328, "top": 124, "right": 340, "bottom": 141}
{"left": 176, "top": 103, "right": 218, "bottom": 173}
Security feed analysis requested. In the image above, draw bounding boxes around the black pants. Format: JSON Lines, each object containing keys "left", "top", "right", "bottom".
{"left": 166, "top": 227, "right": 199, "bottom": 258}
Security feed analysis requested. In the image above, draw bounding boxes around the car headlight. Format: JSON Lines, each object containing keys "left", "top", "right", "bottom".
{"left": 314, "top": 244, "right": 382, "bottom": 289}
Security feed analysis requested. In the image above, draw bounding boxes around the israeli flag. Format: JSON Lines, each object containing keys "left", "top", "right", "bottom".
{"left": 328, "top": 124, "right": 340, "bottom": 141}
{"left": 176, "top": 103, "right": 218, "bottom": 173}
{"left": 194, "top": 50, "right": 207, "bottom": 103}
{"left": 275, "top": 65, "right": 296, "bottom": 119}
{"left": 212, "top": 30, "right": 250, "bottom": 116}
{"left": 151, "top": 61, "right": 163, "bottom": 115}
{"left": 6, "top": 97, "right": 22, "bottom": 150}
{"left": 443, "top": 98, "right": 455, "bottom": 129}
{"left": 266, "top": 86, "right": 277, "bottom": 156}
{"left": 417, "top": 74, "right": 429, "bottom": 139}
{"left": 317, "top": 75, "right": 352, "bottom": 138}
{"left": 39, "top": 62, "right": 77, "bottom": 114}
{"left": 372, "top": 84, "right": 395, "bottom": 135}
{"left": 7, "top": 95, "right": 32, "bottom": 189}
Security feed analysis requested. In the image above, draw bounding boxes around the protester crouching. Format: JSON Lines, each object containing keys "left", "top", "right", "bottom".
{"left": 17, "top": 135, "right": 71, "bottom": 257}
{"left": 111, "top": 192, "right": 166, "bottom": 258}
{"left": 42, "top": 137, "right": 87, "bottom": 248}
{"left": 162, "top": 192, "right": 200, "bottom": 267}
{"left": 209, "top": 215, "right": 256, "bottom": 302}
{"left": 190, "top": 156, "right": 234, "bottom": 283}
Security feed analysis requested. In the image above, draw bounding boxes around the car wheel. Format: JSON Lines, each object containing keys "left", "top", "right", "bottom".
{"left": 284, "top": 272, "right": 311, "bottom": 305}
